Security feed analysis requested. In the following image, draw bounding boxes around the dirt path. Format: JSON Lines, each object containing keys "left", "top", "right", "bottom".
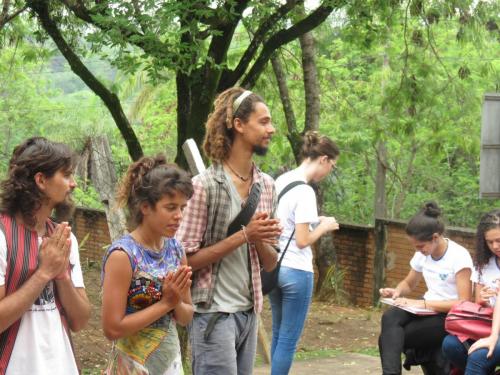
{"left": 254, "top": 353, "right": 424, "bottom": 374}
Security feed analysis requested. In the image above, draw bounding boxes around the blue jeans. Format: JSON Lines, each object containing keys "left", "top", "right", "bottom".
{"left": 268, "top": 266, "right": 314, "bottom": 375}
{"left": 442, "top": 334, "right": 500, "bottom": 375}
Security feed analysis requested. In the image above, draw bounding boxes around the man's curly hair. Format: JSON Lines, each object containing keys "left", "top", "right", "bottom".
{"left": 0, "top": 137, "right": 76, "bottom": 227}
{"left": 203, "top": 87, "right": 265, "bottom": 162}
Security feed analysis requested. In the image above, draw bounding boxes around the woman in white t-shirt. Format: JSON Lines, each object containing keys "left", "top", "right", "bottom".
{"left": 269, "top": 131, "right": 340, "bottom": 375}
{"left": 378, "top": 202, "right": 473, "bottom": 375}
{"left": 442, "top": 209, "right": 500, "bottom": 374}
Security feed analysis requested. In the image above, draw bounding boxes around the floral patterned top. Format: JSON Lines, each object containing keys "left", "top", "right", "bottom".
{"left": 102, "top": 234, "right": 185, "bottom": 375}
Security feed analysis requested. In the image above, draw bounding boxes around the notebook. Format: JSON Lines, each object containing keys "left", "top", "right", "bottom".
{"left": 380, "top": 298, "right": 438, "bottom": 316}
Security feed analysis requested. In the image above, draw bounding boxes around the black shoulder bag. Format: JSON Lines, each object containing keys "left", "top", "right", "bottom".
{"left": 261, "top": 181, "right": 305, "bottom": 295}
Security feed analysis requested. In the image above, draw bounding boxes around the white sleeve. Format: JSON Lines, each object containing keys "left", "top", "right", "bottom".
{"left": 294, "top": 186, "right": 319, "bottom": 224}
{"left": 409, "top": 252, "right": 424, "bottom": 272}
{"left": 0, "top": 231, "right": 6, "bottom": 286}
{"left": 69, "top": 233, "right": 85, "bottom": 288}
{"left": 454, "top": 247, "right": 473, "bottom": 274}
{"left": 471, "top": 266, "right": 480, "bottom": 284}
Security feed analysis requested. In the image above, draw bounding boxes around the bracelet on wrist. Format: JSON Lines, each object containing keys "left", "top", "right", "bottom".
{"left": 241, "top": 225, "right": 250, "bottom": 243}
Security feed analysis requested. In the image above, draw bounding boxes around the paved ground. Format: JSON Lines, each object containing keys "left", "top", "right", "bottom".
{"left": 253, "top": 353, "right": 424, "bottom": 374}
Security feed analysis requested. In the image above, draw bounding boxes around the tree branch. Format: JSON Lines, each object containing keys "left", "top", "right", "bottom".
{"left": 241, "top": 2, "right": 341, "bottom": 88}
{"left": 59, "top": 0, "right": 171, "bottom": 63}
{"left": 29, "top": 0, "right": 143, "bottom": 161}
{"left": 131, "top": 0, "right": 147, "bottom": 34}
{"left": 205, "top": 0, "right": 249, "bottom": 66}
{"left": 0, "top": 1, "right": 28, "bottom": 31}
{"left": 189, "top": 0, "right": 248, "bottom": 125}
{"left": 219, "top": 0, "right": 303, "bottom": 88}
{"left": 1, "top": 0, "right": 10, "bottom": 21}
{"left": 189, "top": 0, "right": 225, "bottom": 28}
{"left": 271, "top": 53, "right": 301, "bottom": 164}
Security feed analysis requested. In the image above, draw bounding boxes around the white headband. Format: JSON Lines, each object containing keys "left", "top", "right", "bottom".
{"left": 232, "top": 90, "right": 253, "bottom": 114}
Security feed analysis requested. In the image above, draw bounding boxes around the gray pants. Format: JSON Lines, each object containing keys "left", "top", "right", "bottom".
{"left": 189, "top": 310, "right": 258, "bottom": 375}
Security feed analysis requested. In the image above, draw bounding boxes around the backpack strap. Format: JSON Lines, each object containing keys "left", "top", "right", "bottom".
{"left": 275, "top": 181, "right": 307, "bottom": 263}
{"left": 278, "top": 181, "right": 306, "bottom": 202}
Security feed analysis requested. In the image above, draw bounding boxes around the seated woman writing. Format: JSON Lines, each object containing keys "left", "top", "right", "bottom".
{"left": 378, "top": 201, "right": 473, "bottom": 375}
{"left": 442, "top": 209, "right": 500, "bottom": 374}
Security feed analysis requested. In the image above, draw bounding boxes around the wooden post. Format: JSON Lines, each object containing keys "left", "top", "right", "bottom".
{"left": 480, "top": 93, "right": 500, "bottom": 199}
{"left": 89, "top": 136, "right": 128, "bottom": 241}
{"left": 373, "top": 142, "right": 387, "bottom": 306}
{"left": 372, "top": 50, "right": 390, "bottom": 305}
{"left": 257, "top": 316, "right": 271, "bottom": 364}
{"left": 373, "top": 218, "right": 387, "bottom": 305}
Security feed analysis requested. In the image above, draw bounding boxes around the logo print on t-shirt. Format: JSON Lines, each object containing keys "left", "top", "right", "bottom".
{"left": 439, "top": 273, "right": 449, "bottom": 281}
{"left": 34, "top": 282, "right": 55, "bottom": 306}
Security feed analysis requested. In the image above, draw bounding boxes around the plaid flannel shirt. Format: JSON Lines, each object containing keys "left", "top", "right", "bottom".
{"left": 176, "top": 162, "right": 276, "bottom": 313}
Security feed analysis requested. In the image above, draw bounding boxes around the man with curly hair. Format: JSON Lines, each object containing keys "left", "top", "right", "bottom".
{"left": 176, "top": 87, "right": 281, "bottom": 374}
{"left": 0, "top": 137, "right": 90, "bottom": 374}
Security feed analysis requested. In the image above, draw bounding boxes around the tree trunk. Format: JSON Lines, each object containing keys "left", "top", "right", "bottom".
{"left": 28, "top": 0, "right": 143, "bottom": 161}
{"left": 298, "top": 28, "right": 335, "bottom": 295}
{"left": 174, "top": 71, "right": 215, "bottom": 169}
{"left": 392, "top": 142, "right": 418, "bottom": 218}
{"left": 374, "top": 140, "right": 387, "bottom": 219}
{"left": 299, "top": 30, "right": 320, "bottom": 132}
{"left": 373, "top": 218, "right": 387, "bottom": 305}
{"left": 270, "top": 25, "right": 335, "bottom": 295}
{"left": 270, "top": 54, "right": 301, "bottom": 164}
{"left": 89, "top": 136, "right": 128, "bottom": 241}
{"left": 372, "top": 49, "right": 390, "bottom": 304}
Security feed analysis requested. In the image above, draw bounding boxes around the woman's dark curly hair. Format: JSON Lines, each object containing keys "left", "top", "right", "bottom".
{"left": 406, "top": 201, "right": 445, "bottom": 242}
{"left": 115, "top": 154, "right": 193, "bottom": 229}
{"left": 474, "top": 209, "right": 500, "bottom": 275}
{"left": 203, "top": 87, "right": 265, "bottom": 162}
{"left": 0, "top": 137, "right": 76, "bottom": 227}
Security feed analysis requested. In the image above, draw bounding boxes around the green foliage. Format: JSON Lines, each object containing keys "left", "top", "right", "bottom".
{"left": 132, "top": 82, "right": 178, "bottom": 160}
{"left": 257, "top": 2, "right": 500, "bottom": 228}
{"left": 317, "top": 264, "right": 350, "bottom": 305}
{"left": 72, "top": 178, "right": 104, "bottom": 210}
{"left": 1, "top": 1, "right": 500, "bottom": 229}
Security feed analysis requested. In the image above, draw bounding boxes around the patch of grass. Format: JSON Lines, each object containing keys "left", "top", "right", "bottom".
{"left": 254, "top": 355, "right": 264, "bottom": 367}
{"left": 255, "top": 348, "right": 343, "bottom": 368}
{"left": 353, "top": 346, "right": 379, "bottom": 357}
{"left": 295, "top": 348, "right": 344, "bottom": 361}
{"left": 257, "top": 346, "right": 380, "bottom": 367}
{"left": 81, "top": 369, "right": 102, "bottom": 375}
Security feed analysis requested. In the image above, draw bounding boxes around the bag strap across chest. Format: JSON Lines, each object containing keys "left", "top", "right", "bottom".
{"left": 276, "top": 181, "right": 306, "bottom": 263}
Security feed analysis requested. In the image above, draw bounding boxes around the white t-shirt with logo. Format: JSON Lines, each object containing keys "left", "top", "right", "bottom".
{"left": 471, "top": 256, "right": 500, "bottom": 306}
{"left": 0, "top": 230, "right": 84, "bottom": 375}
{"left": 410, "top": 239, "right": 473, "bottom": 301}
{"left": 275, "top": 168, "right": 319, "bottom": 273}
